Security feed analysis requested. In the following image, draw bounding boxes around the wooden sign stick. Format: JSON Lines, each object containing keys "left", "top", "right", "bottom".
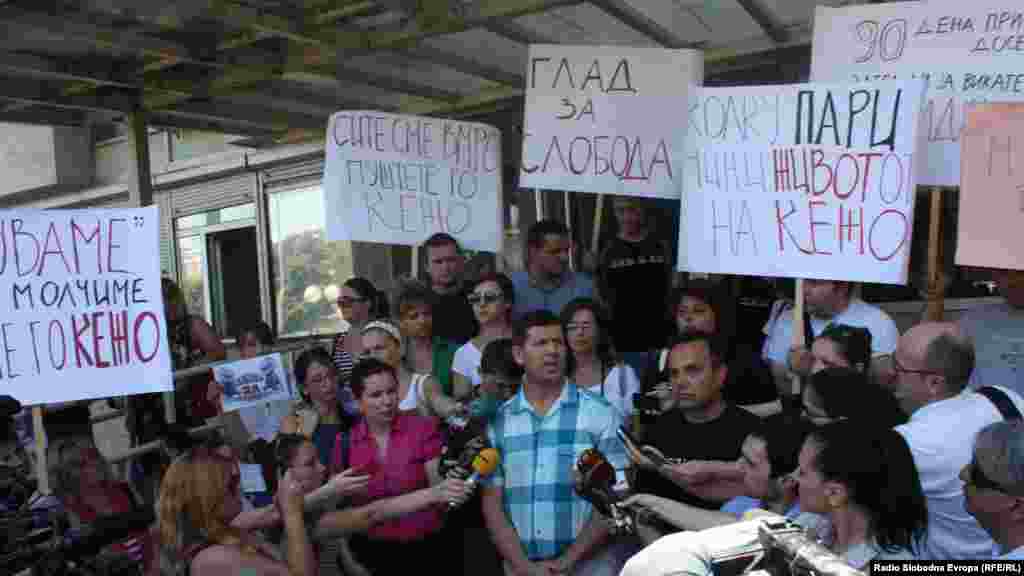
{"left": 33, "top": 406, "right": 49, "bottom": 495}
{"left": 791, "top": 279, "right": 805, "bottom": 397}
{"left": 925, "top": 187, "right": 945, "bottom": 322}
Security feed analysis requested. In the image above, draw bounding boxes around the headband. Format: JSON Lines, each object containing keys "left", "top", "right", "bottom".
{"left": 361, "top": 320, "right": 402, "bottom": 344}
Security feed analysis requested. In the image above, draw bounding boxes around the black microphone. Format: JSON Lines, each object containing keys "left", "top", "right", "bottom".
{"left": 61, "top": 508, "right": 155, "bottom": 561}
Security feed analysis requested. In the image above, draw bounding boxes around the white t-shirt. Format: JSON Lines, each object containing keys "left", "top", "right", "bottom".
{"left": 1000, "top": 546, "right": 1024, "bottom": 560}
{"left": 895, "top": 386, "right": 1024, "bottom": 560}
{"left": 761, "top": 298, "right": 899, "bottom": 365}
{"left": 574, "top": 364, "right": 640, "bottom": 419}
{"left": 452, "top": 341, "right": 483, "bottom": 387}
{"left": 957, "top": 301, "right": 1024, "bottom": 397}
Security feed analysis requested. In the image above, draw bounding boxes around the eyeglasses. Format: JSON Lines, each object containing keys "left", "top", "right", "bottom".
{"left": 468, "top": 292, "right": 503, "bottom": 306}
{"left": 337, "top": 297, "right": 367, "bottom": 306}
{"left": 566, "top": 322, "right": 594, "bottom": 333}
{"left": 966, "top": 458, "right": 1009, "bottom": 494}
{"left": 876, "top": 354, "right": 938, "bottom": 377}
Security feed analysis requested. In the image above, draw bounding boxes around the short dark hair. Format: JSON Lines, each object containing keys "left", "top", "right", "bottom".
{"left": 512, "top": 310, "right": 561, "bottom": 346}
{"left": 810, "top": 367, "right": 908, "bottom": 428}
{"left": 749, "top": 421, "right": 808, "bottom": 479}
{"left": 344, "top": 277, "right": 390, "bottom": 319}
{"left": 294, "top": 347, "right": 335, "bottom": 401}
{"left": 233, "top": 321, "right": 275, "bottom": 346}
{"left": 480, "top": 338, "right": 523, "bottom": 379}
{"left": 349, "top": 357, "right": 398, "bottom": 399}
{"left": 472, "top": 272, "right": 516, "bottom": 306}
{"left": 274, "top": 433, "right": 309, "bottom": 469}
{"left": 527, "top": 219, "right": 569, "bottom": 249}
{"left": 923, "top": 332, "right": 975, "bottom": 394}
{"left": 817, "top": 324, "right": 872, "bottom": 373}
{"left": 396, "top": 278, "right": 438, "bottom": 318}
{"left": 423, "top": 233, "right": 459, "bottom": 254}
{"left": 666, "top": 330, "right": 727, "bottom": 367}
{"left": 666, "top": 280, "right": 734, "bottom": 344}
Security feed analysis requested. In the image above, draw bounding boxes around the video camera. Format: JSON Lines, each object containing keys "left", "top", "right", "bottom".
{"left": 621, "top": 514, "right": 865, "bottom": 576}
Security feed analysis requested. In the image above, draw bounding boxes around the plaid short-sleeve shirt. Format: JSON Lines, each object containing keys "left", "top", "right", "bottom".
{"left": 484, "top": 381, "right": 626, "bottom": 561}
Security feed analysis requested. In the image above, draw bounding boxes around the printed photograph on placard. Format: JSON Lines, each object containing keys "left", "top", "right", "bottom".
{"left": 214, "top": 353, "right": 293, "bottom": 413}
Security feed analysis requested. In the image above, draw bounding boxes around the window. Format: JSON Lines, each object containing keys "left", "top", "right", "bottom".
{"left": 267, "top": 185, "right": 354, "bottom": 337}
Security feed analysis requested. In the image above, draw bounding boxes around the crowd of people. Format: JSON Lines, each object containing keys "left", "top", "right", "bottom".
{"left": 30, "top": 196, "right": 1024, "bottom": 576}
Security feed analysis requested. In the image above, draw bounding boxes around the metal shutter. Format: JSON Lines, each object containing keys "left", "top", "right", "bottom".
{"left": 167, "top": 172, "right": 256, "bottom": 217}
{"left": 261, "top": 157, "right": 324, "bottom": 191}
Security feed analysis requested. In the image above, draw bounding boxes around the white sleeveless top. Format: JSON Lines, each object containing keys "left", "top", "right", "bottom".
{"left": 399, "top": 373, "right": 429, "bottom": 411}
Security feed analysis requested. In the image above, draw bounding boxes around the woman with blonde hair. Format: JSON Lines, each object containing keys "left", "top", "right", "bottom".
{"left": 157, "top": 444, "right": 314, "bottom": 575}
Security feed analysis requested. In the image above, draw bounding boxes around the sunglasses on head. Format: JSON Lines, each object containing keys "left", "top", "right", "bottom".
{"left": 468, "top": 292, "right": 503, "bottom": 305}
{"left": 967, "top": 458, "right": 1009, "bottom": 494}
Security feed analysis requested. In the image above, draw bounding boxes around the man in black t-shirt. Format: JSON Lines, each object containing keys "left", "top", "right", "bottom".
{"left": 629, "top": 332, "right": 761, "bottom": 511}
{"left": 599, "top": 197, "right": 671, "bottom": 366}
{"left": 423, "top": 233, "right": 478, "bottom": 346}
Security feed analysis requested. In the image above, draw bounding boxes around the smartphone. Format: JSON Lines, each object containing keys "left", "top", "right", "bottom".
{"left": 617, "top": 427, "right": 670, "bottom": 468}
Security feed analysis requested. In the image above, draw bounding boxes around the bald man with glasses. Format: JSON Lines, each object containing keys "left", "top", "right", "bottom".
{"left": 887, "top": 322, "right": 1024, "bottom": 560}
{"left": 963, "top": 421, "right": 1024, "bottom": 560}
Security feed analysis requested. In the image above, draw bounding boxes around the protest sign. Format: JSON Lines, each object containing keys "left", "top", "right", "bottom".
{"left": 323, "top": 111, "right": 502, "bottom": 251}
{"left": 957, "top": 103, "right": 1024, "bottom": 271}
{"left": 520, "top": 44, "right": 702, "bottom": 199}
{"left": 0, "top": 207, "right": 172, "bottom": 404}
{"left": 677, "top": 79, "right": 926, "bottom": 283}
{"left": 812, "top": 0, "right": 1024, "bottom": 187}
{"left": 213, "top": 352, "right": 292, "bottom": 413}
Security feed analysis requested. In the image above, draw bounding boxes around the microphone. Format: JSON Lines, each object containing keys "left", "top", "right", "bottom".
{"left": 466, "top": 447, "right": 500, "bottom": 484}
{"left": 449, "top": 448, "right": 500, "bottom": 508}
{"left": 574, "top": 448, "right": 633, "bottom": 534}
{"left": 758, "top": 520, "right": 865, "bottom": 576}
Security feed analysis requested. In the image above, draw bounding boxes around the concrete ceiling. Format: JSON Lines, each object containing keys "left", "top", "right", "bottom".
{"left": 0, "top": 0, "right": 869, "bottom": 146}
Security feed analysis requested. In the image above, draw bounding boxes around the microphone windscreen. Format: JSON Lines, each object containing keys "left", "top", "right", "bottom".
{"left": 471, "top": 448, "right": 500, "bottom": 477}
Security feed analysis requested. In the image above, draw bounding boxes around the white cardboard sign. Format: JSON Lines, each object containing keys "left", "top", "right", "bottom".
{"left": 213, "top": 352, "right": 293, "bottom": 413}
{"left": 0, "top": 207, "right": 173, "bottom": 404}
{"left": 520, "top": 44, "right": 703, "bottom": 199}
{"left": 812, "top": 0, "right": 1024, "bottom": 187}
{"left": 677, "top": 80, "right": 926, "bottom": 284}
{"left": 323, "top": 111, "right": 502, "bottom": 251}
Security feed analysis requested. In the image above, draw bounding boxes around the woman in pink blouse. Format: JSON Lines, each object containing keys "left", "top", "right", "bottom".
{"left": 334, "top": 357, "right": 473, "bottom": 575}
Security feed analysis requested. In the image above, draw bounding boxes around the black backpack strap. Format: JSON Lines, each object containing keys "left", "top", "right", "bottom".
{"left": 977, "top": 386, "right": 1023, "bottom": 421}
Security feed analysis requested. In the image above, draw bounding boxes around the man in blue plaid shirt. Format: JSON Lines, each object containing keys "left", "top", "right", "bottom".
{"left": 482, "top": 310, "right": 628, "bottom": 576}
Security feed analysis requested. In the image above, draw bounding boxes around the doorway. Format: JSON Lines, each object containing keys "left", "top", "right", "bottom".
{"left": 175, "top": 204, "right": 261, "bottom": 339}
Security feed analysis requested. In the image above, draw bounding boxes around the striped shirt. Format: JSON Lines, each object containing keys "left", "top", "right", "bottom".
{"left": 483, "top": 382, "right": 626, "bottom": 561}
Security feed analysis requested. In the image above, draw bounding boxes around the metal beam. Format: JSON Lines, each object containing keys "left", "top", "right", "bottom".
{"left": 150, "top": 109, "right": 286, "bottom": 137}
{"left": 734, "top": 0, "right": 788, "bottom": 43}
{"left": 165, "top": 100, "right": 325, "bottom": 131}
{"left": 244, "top": 79, "right": 395, "bottom": 112}
{"left": 484, "top": 19, "right": 558, "bottom": 44}
{"left": 587, "top": 0, "right": 696, "bottom": 48}
{"left": 398, "top": 45, "right": 524, "bottom": 86}
{"left": 0, "top": 52, "right": 138, "bottom": 89}
{"left": 2, "top": 6, "right": 215, "bottom": 68}
{"left": 0, "top": 82, "right": 138, "bottom": 114}
{"left": 0, "top": 108, "right": 86, "bottom": 126}
{"left": 291, "top": 58, "right": 460, "bottom": 102}
{"left": 311, "top": 1, "right": 379, "bottom": 25}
